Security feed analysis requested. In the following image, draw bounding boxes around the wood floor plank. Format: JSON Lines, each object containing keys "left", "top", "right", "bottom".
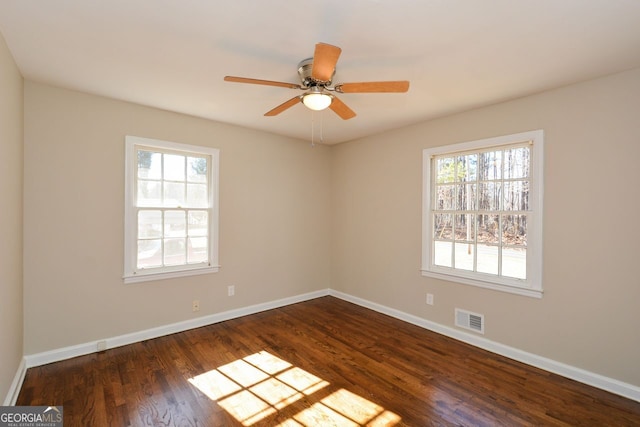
{"left": 17, "top": 296, "right": 640, "bottom": 426}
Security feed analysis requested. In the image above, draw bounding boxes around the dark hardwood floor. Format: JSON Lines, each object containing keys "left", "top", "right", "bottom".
{"left": 17, "top": 296, "right": 640, "bottom": 426}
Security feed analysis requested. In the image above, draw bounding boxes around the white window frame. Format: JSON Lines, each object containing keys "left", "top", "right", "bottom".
{"left": 124, "top": 136, "right": 220, "bottom": 284}
{"left": 422, "top": 130, "right": 544, "bottom": 298}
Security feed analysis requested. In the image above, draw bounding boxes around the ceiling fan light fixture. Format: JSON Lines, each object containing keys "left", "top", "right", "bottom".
{"left": 302, "top": 88, "right": 332, "bottom": 111}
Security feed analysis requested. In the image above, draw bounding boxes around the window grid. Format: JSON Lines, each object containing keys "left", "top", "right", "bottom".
{"left": 135, "top": 208, "right": 210, "bottom": 269}
{"left": 431, "top": 143, "right": 531, "bottom": 281}
{"left": 135, "top": 147, "right": 211, "bottom": 270}
{"left": 124, "top": 135, "right": 220, "bottom": 283}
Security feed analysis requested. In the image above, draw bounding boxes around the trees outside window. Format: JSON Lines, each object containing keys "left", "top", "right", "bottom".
{"left": 422, "top": 130, "right": 543, "bottom": 298}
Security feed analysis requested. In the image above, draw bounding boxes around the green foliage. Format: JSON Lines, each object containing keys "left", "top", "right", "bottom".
{"left": 436, "top": 158, "right": 468, "bottom": 183}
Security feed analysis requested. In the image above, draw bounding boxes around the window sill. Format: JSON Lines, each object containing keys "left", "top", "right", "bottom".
{"left": 421, "top": 269, "right": 543, "bottom": 299}
{"left": 124, "top": 265, "right": 220, "bottom": 284}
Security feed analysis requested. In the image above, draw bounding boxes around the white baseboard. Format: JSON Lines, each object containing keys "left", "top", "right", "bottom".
{"left": 20, "top": 287, "right": 640, "bottom": 403}
{"left": 24, "top": 289, "right": 329, "bottom": 368}
{"left": 329, "top": 289, "right": 640, "bottom": 403}
{"left": 3, "top": 358, "right": 26, "bottom": 406}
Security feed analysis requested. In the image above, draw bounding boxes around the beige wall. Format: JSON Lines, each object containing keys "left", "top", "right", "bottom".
{"left": 0, "top": 31, "right": 24, "bottom": 402}
{"left": 331, "top": 68, "right": 640, "bottom": 386}
{"left": 23, "top": 82, "right": 332, "bottom": 354}
{"left": 19, "top": 66, "right": 640, "bottom": 389}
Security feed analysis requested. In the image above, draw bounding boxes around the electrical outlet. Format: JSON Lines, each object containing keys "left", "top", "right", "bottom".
{"left": 192, "top": 300, "right": 200, "bottom": 312}
{"left": 426, "top": 293, "right": 434, "bottom": 306}
{"left": 228, "top": 285, "right": 235, "bottom": 297}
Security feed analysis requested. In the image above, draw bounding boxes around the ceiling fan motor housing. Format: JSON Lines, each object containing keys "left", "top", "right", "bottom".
{"left": 298, "top": 57, "right": 334, "bottom": 87}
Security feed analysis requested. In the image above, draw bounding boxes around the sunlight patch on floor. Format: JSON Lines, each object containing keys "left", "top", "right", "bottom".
{"left": 285, "top": 389, "right": 402, "bottom": 427}
{"left": 321, "top": 389, "right": 387, "bottom": 424}
{"left": 188, "top": 350, "right": 401, "bottom": 426}
{"left": 290, "top": 401, "right": 358, "bottom": 427}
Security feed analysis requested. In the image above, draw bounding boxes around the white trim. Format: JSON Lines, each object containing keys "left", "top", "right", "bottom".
{"left": 19, "top": 288, "right": 640, "bottom": 403}
{"left": 328, "top": 289, "right": 640, "bottom": 403}
{"left": 123, "top": 135, "right": 220, "bottom": 282}
{"left": 24, "top": 289, "right": 329, "bottom": 368}
{"left": 422, "top": 130, "right": 544, "bottom": 297}
{"left": 3, "top": 358, "right": 26, "bottom": 405}
{"left": 123, "top": 265, "right": 221, "bottom": 284}
{"left": 420, "top": 269, "right": 543, "bottom": 298}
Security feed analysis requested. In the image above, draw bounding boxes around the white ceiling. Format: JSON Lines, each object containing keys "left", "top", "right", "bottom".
{"left": 1, "top": 1, "right": 640, "bottom": 145}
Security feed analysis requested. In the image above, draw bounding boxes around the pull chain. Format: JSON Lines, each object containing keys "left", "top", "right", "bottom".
{"left": 310, "top": 111, "right": 324, "bottom": 148}
{"left": 311, "top": 111, "right": 315, "bottom": 147}
{"left": 320, "top": 110, "right": 324, "bottom": 144}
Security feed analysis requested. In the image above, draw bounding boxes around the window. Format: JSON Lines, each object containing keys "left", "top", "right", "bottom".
{"left": 422, "top": 130, "right": 543, "bottom": 298}
{"left": 124, "top": 136, "right": 219, "bottom": 283}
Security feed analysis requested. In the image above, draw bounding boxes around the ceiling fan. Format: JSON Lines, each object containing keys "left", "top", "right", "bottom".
{"left": 224, "top": 42, "right": 410, "bottom": 120}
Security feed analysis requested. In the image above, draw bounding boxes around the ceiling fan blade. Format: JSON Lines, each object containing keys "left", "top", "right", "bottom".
{"left": 224, "top": 76, "right": 302, "bottom": 89}
{"left": 311, "top": 43, "right": 342, "bottom": 82}
{"left": 264, "top": 96, "right": 302, "bottom": 116}
{"left": 329, "top": 96, "right": 356, "bottom": 120}
{"left": 337, "top": 80, "right": 410, "bottom": 93}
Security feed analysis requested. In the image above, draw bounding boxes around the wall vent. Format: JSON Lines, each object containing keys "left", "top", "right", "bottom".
{"left": 455, "top": 308, "right": 484, "bottom": 334}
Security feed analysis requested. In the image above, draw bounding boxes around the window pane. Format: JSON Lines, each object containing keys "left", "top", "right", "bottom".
{"left": 478, "top": 182, "right": 501, "bottom": 211}
{"left": 502, "top": 214, "right": 527, "bottom": 246}
{"left": 434, "top": 213, "right": 453, "bottom": 240}
{"left": 503, "top": 180, "right": 529, "bottom": 211}
{"left": 164, "top": 154, "right": 185, "bottom": 181}
{"left": 435, "top": 185, "right": 454, "bottom": 210}
{"left": 137, "top": 180, "right": 161, "bottom": 206}
{"left": 138, "top": 210, "right": 162, "bottom": 238}
{"left": 164, "top": 238, "right": 186, "bottom": 266}
{"left": 187, "top": 183, "right": 208, "bottom": 207}
{"left": 188, "top": 211, "right": 209, "bottom": 236}
{"left": 477, "top": 244, "right": 499, "bottom": 275}
{"left": 454, "top": 214, "right": 475, "bottom": 241}
{"left": 423, "top": 131, "right": 542, "bottom": 293}
{"left": 164, "top": 182, "right": 185, "bottom": 206}
{"left": 456, "top": 154, "right": 477, "bottom": 182}
{"left": 479, "top": 151, "right": 502, "bottom": 180}
{"left": 455, "top": 184, "right": 476, "bottom": 210}
{"left": 165, "top": 211, "right": 186, "bottom": 237}
{"left": 188, "top": 157, "right": 208, "bottom": 183}
{"left": 188, "top": 237, "right": 208, "bottom": 264}
{"left": 126, "top": 136, "right": 219, "bottom": 279}
{"left": 137, "top": 151, "right": 161, "bottom": 180}
{"left": 454, "top": 243, "right": 474, "bottom": 271}
{"left": 504, "top": 147, "right": 530, "bottom": 179}
{"left": 434, "top": 241, "right": 452, "bottom": 267}
{"left": 477, "top": 214, "right": 499, "bottom": 244}
{"left": 138, "top": 239, "right": 162, "bottom": 269}
{"left": 436, "top": 157, "right": 456, "bottom": 183}
{"left": 502, "top": 247, "right": 526, "bottom": 279}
